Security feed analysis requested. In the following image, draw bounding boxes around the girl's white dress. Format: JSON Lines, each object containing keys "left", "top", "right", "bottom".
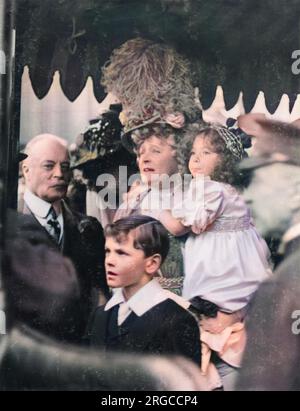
{"left": 172, "top": 176, "right": 272, "bottom": 312}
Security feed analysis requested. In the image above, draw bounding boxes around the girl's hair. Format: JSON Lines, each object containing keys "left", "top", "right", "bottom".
{"left": 183, "top": 124, "right": 250, "bottom": 189}
{"left": 101, "top": 38, "right": 199, "bottom": 127}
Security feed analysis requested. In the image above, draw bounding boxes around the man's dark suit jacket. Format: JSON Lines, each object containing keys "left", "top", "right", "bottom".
{"left": 18, "top": 200, "right": 109, "bottom": 342}
{"left": 89, "top": 298, "right": 201, "bottom": 365}
{"left": 237, "top": 235, "right": 300, "bottom": 391}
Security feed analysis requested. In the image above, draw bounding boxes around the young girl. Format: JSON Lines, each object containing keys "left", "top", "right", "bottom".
{"left": 157, "top": 123, "right": 272, "bottom": 388}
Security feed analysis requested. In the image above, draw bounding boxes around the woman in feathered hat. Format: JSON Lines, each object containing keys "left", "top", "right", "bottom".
{"left": 72, "top": 37, "right": 200, "bottom": 227}
{"left": 101, "top": 37, "right": 199, "bottom": 130}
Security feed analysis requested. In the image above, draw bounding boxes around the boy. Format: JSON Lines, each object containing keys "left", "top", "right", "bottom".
{"left": 89, "top": 215, "right": 201, "bottom": 365}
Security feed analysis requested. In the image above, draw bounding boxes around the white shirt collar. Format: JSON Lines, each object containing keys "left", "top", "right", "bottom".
{"left": 24, "top": 190, "right": 64, "bottom": 243}
{"left": 104, "top": 278, "right": 169, "bottom": 317}
{"left": 24, "top": 190, "right": 53, "bottom": 218}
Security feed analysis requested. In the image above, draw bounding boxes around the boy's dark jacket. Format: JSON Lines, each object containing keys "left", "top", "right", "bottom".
{"left": 89, "top": 298, "right": 201, "bottom": 365}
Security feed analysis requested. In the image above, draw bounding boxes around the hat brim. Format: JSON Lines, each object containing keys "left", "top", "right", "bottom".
{"left": 71, "top": 158, "right": 99, "bottom": 170}
{"left": 121, "top": 115, "right": 163, "bottom": 153}
{"left": 70, "top": 151, "right": 99, "bottom": 170}
{"left": 121, "top": 130, "right": 137, "bottom": 153}
{"left": 239, "top": 156, "right": 287, "bottom": 170}
{"left": 70, "top": 146, "right": 123, "bottom": 170}
{"left": 18, "top": 152, "right": 28, "bottom": 162}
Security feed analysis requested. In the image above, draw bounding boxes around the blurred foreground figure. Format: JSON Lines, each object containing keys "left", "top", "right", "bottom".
{"left": 4, "top": 236, "right": 82, "bottom": 343}
{"left": 236, "top": 114, "right": 300, "bottom": 390}
{"left": 0, "top": 325, "right": 207, "bottom": 391}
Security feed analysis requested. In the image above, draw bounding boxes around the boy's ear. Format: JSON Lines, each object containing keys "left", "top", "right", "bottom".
{"left": 145, "top": 254, "right": 162, "bottom": 276}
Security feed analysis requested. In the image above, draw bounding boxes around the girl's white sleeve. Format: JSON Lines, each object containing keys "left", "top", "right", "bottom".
{"left": 172, "top": 177, "right": 224, "bottom": 234}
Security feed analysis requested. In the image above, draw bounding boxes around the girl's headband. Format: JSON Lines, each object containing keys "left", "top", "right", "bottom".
{"left": 202, "top": 119, "right": 252, "bottom": 160}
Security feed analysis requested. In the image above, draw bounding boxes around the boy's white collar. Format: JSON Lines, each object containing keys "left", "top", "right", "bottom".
{"left": 105, "top": 279, "right": 168, "bottom": 317}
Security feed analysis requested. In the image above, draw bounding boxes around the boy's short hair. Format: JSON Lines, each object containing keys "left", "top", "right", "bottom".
{"left": 105, "top": 215, "right": 170, "bottom": 264}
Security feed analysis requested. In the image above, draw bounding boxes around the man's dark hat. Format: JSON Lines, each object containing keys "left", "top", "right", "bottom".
{"left": 18, "top": 152, "right": 27, "bottom": 162}
{"left": 238, "top": 114, "right": 300, "bottom": 170}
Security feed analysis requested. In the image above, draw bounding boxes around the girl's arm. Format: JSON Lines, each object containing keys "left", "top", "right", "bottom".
{"left": 158, "top": 209, "right": 190, "bottom": 236}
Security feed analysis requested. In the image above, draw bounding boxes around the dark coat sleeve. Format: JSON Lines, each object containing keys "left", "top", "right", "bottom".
{"left": 87, "top": 306, "right": 107, "bottom": 348}
{"left": 63, "top": 204, "right": 110, "bottom": 302}
{"left": 62, "top": 205, "right": 110, "bottom": 337}
{"left": 77, "top": 216, "right": 108, "bottom": 294}
{"left": 237, "top": 253, "right": 300, "bottom": 391}
{"left": 162, "top": 302, "right": 201, "bottom": 366}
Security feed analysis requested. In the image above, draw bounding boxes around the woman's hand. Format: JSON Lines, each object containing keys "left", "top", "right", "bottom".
{"left": 122, "top": 179, "right": 143, "bottom": 203}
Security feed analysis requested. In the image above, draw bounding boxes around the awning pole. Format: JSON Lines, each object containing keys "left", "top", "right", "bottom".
{"left": 0, "top": 0, "right": 16, "bottom": 336}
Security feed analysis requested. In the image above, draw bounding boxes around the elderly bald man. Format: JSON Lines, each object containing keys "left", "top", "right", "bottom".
{"left": 20, "top": 134, "right": 109, "bottom": 343}
{"left": 235, "top": 115, "right": 300, "bottom": 390}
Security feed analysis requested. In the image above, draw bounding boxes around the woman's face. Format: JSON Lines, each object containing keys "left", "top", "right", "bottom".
{"left": 137, "top": 135, "right": 179, "bottom": 185}
{"left": 189, "top": 135, "right": 221, "bottom": 178}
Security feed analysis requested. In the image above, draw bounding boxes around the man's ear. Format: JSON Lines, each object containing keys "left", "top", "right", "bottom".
{"left": 145, "top": 253, "right": 162, "bottom": 276}
{"left": 22, "top": 162, "right": 29, "bottom": 178}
